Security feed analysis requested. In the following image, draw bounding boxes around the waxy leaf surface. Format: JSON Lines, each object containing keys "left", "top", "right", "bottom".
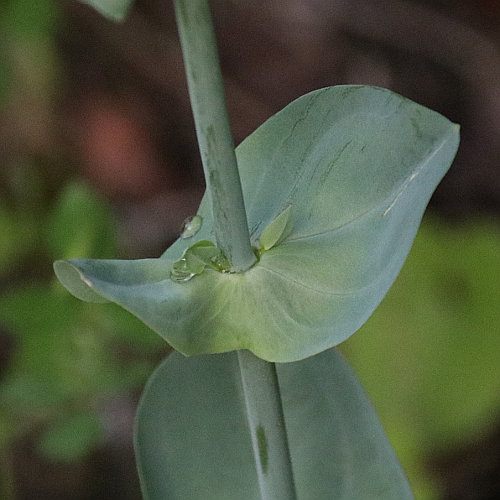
{"left": 54, "top": 86, "right": 459, "bottom": 362}
{"left": 79, "top": 0, "right": 134, "bottom": 21}
{"left": 135, "top": 349, "right": 413, "bottom": 499}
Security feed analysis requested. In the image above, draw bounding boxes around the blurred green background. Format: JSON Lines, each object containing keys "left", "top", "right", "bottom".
{"left": 1, "top": 0, "right": 499, "bottom": 498}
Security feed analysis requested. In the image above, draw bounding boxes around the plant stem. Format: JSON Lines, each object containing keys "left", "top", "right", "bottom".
{"left": 174, "top": 0, "right": 256, "bottom": 272}
{"left": 238, "top": 351, "right": 297, "bottom": 500}
{"left": 175, "top": 2, "right": 296, "bottom": 497}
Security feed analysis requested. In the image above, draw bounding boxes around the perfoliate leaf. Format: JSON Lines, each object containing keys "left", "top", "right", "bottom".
{"left": 135, "top": 349, "right": 413, "bottom": 499}
{"left": 79, "top": 0, "right": 134, "bottom": 22}
{"left": 54, "top": 86, "right": 459, "bottom": 362}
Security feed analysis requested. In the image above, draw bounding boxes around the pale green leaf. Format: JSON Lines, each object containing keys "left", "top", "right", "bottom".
{"left": 79, "top": 0, "right": 134, "bottom": 22}
{"left": 54, "top": 86, "right": 459, "bottom": 362}
{"left": 260, "top": 205, "right": 292, "bottom": 251}
{"left": 135, "top": 349, "right": 413, "bottom": 499}
{"left": 54, "top": 260, "right": 109, "bottom": 303}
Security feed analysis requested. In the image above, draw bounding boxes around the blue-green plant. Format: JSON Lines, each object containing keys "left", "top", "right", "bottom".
{"left": 54, "top": 1, "right": 460, "bottom": 498}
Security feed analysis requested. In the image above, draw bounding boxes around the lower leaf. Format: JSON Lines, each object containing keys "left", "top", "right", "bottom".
{"left": 135, "top": 349, "right": 413, "bottom": 499}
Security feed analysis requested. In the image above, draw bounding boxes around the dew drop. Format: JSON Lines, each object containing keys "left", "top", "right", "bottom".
{"left": 170, "top": 271, "right": 196, "bottom": 283}
{"left": 170, "top": 257, "right": 196, "bottom": 283}
{"left": 180, "top": 215, "right": 203, "bottom": 239}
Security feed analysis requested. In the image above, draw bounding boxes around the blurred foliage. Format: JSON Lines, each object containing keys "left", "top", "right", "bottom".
{"left": 0, "top": 181, "right": 165, "bottom": 466}
{"left": 0, "top": 0, "right": 499, "bottom": 498}
{"left": 342, "top": 216, "right": 500, "bottom": 499}
{"left": 46, "top": 181, "right": 117, "bottom": 260}
{"left": 1, "top": 0, "right": 58, "bottom": 39}
{"left": 0, "top": 0, "right": 61, "bottom": 130}
{"left": 0, "top": 1, "right": 166, "bottom": 486}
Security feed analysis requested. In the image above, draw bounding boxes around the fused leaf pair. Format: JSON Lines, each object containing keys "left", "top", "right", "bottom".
{"left": 171, "top": 206, "right": 291, "bottom": 283}
{"left": 55, "top": 85, "right": 459, "bottom": 363}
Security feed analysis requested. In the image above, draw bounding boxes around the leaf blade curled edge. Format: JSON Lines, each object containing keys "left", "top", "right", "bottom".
{"left": 54, "top": 85, "right": 460, "bottom": 362}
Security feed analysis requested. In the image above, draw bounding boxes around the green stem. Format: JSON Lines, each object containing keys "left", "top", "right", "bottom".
{"left": 238, "top": 351, "right": 297, "bottom": 500}
{"left": 175, "top": 3, "right": 296, "bottom": 497}
{"left": 174, "top": 0, "right": 256, "bottom": 272}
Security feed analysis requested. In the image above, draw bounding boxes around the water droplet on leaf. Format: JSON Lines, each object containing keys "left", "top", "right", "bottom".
{"left": 180, "top": 215, "right": 203, "bottom": 239}
{"left": 170, "top": 240, "right": 231, "bottom": 283}
{"left": 170, "top": 258, "right": 196, "bottom": 282}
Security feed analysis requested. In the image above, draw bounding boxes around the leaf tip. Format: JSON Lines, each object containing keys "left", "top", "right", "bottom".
{"left": 80, "top": 0, "right": 133, "bottom": 23}
{"left": 53, "top": 260, "right": 109, "bottom": 303}
{"left": 259, "top": 205, "right": 293, "bottom": 252}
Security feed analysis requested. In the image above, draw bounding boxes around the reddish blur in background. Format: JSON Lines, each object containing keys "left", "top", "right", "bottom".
{"left": 0, "top": 1, "right": 499, "bottom": 499}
